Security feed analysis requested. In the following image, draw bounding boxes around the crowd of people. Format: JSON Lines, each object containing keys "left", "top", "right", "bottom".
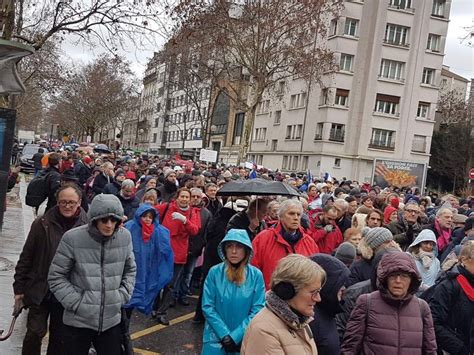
{"left": 12, "top": 149, "right": 474, "bottom": 355}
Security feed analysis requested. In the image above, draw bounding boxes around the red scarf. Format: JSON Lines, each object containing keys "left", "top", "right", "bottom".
{"left": 141, "top": 223, "right": 154, "bottom": 243}
{"left": 435, "top": 219, "right": 451, "bottom": 251}
{"left": 456, "top": 274, "right": 474, "bottom": 302}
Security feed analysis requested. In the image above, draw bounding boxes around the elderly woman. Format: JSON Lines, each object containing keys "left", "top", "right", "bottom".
{"left": 341, "top": 252, "right": 437, "bottom": 355}
{"left": 202, "top": 229, "right": 265, "bottom": 354}
{"left": 242, "top": 254, "right": 326, "bottom": 354}
{"left": 407, "top": 229, "right": 440, "bottom": 289}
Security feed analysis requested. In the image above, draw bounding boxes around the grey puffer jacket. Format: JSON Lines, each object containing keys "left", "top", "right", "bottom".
{"left": 48, "top": 224, "right": 136, "bottom": 332}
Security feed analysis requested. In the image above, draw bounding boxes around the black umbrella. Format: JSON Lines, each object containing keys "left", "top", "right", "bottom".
{"left": 93, "top": 144, "right": 111, "bottom": 154}
{"left": 217, "top": 178, "right": 300, "bottom": 197}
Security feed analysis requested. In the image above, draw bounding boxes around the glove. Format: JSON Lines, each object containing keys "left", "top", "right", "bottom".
{"left": 324, "top": 224, "right": 333, "bottom": 233}
{"left": 221, "top": 335, "right": 239, "bottom": 353}
{"left": 171, "top": 212, "right": 187, "bottom": 224}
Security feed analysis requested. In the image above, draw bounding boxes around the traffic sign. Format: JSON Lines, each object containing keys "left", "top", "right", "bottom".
{"left": 470, "top": 168, "right": 474, "bottom": 180}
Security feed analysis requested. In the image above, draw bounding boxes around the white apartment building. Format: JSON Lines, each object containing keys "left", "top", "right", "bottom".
{"left": 248, "top": 0, "right": 451, "bottom": 183}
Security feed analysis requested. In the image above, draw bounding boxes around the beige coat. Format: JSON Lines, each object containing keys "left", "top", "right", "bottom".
{"left": 241, "top": 307, "right": 318, "bottom": 355}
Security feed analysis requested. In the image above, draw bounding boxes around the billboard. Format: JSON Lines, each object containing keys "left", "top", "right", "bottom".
{"left": 372, "top": 159, "right": 427, "bottom": 190}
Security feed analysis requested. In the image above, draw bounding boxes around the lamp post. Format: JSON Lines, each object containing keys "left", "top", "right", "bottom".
{"left": 0, "top": 39, "right": 35, "bottom": 230}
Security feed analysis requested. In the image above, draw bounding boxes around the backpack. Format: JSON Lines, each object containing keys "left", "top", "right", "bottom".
{"left": 25, "top": 171, "right": 51, "bottom": 207}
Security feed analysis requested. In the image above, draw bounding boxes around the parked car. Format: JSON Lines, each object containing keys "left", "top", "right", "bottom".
{"left": 19, "top": 144, "right": 46, "bottom": 173}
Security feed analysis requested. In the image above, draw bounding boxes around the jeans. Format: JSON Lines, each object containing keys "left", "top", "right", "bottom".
{"left": 153, "top": 263, "right": 185, "bottom": 315}
{"left": 63, "top": 323, "right": 122, "bottom": 355}
{"left": 22, "top": 299, "right": 65, "bottom": 355}
{"left": 177, "top": 255, "right": 198, "bottom": 300}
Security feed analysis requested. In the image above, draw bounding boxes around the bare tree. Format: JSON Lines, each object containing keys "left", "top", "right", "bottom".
{"left": 437, "top": 89, "right": 469, "bottom": 126}
{"left": 166, "top": 0, "right": 341, "bottom": 162}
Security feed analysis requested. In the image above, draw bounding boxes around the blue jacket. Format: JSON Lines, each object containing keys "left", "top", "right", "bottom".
{"left": 124, "top": 204, "right": 173, "bottom": 315}
{"left": 202, "top": 229, "right": 265, "bottom": 354}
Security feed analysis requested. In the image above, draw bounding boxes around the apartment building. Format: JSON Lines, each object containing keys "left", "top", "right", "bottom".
{"left": 247, "top": 0, "right": 451, "bottom": 183}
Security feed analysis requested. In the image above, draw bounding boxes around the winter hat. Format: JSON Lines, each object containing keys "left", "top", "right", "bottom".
{"left": 61, "top": 169, "right": 78, "bottom": 182}
{"left": 390, "top": 197, "right": 400, "bottom": 209}
{"left": 83, "top": 156, "right": 92, "bottom": 164}
{"left": 334, "top": 242, "right": 357, "bottom": 266}
{"left": 383, "top": 206, "right": 398, "bottom": 224}
{"left": 164, "top": 168, "right": 176, "bottom": 179}
{"left": 88, "top": 194, "right": 124, "bottom": 222}
{"left": 452, "top": 214, "right": 468, "bottom": 224}
{"left": 222, "top": 170, "right": 232, "bottom": 179}
{"left": 334, "top": 187, "right": 345, "bottom": 197}
{"left": 115, "top": 168, "right": 125, "bottom": 178}
{"left": 321, "top": 194, "right": 334, "bottom": 207}
{"left": 363, "top": 227, "right": 393, "bottom": 250}
{"left": 349, "top": 188, "right": 361, "bottom": 198}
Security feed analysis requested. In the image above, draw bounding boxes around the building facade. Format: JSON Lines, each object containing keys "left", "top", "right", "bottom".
{"left": 247, "top": 0, "right": 452, "bottom": 183}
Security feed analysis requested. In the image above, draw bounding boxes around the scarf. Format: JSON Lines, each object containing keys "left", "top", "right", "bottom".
{"left": 141, "top": 223, "right": 154, "bottom": 243}
{"left": 435, "top": 219, "right": 451, "bottom": 251}
{"left": 414, "top": 250, "right": 435, "bottom": 269}
{"left": 456, "top": 274, "right": 474, "bottom": 302}
{"left": 280, "top": 226, "right": 302, "bottom": 246}
{"left": 266, "top": 290, "right": 312, "bottom": 330}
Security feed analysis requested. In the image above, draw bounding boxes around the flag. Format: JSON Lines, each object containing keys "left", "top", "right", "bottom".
{"left": 307, "top": 169, "right": 313, "bottom": 183}
{"left": 324, "top": 172, "right": 332, "bottom": 182}
{"left": 249, "top": 169, "right": 257, "bottom": 179}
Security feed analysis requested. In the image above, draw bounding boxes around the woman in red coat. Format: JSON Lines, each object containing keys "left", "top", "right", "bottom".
{"left": 152, "top": 187, "right": 200, "bottom": 325}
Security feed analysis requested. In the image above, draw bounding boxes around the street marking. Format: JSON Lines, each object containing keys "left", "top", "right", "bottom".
{"left": 133, "top": 348, "right": 161, "bottom": 355}
{"left": 131, "top": 312, "right": 195, "bottom": 340}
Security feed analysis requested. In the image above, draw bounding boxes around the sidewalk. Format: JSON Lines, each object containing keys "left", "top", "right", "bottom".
{"left": 0, "top": 178, "right": 36, "bottom": 354}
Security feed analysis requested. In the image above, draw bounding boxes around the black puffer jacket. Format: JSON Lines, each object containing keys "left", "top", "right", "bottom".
{"left": 385, "top": 217, "right": 423, "bottom": 251}
{"left": 310, "top": 254, "right": 350, "bottom": 355}
{"left": 429, "top": 265, "right": 474, "bottom": 355}
{"left": 188, "top": 207, "right": 212, "bottom": 257}
{"left": 347, "top": 257, "right": 372, "bottom": 287}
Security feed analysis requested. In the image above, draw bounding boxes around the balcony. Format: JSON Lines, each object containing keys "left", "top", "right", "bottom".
{"left": 388, "top": 4, "right": 415, "bottom": 13}
{"left": 369, "top": 141, "right": 395, "bottom": 151}
{"left": 329, "top": 130, "right": 345, "bottom": 142}
{"left": 382, "top": 39, "right": 410, "bottom": 48}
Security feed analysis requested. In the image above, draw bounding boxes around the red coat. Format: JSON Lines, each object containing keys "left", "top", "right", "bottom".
{"left": 251, "top": 223, "right": 319, "bottom": 290}
{"left": 311, "top": 213, "right": 343, "bottom": 254}
{"left": 155, "top": 202, "right": 200, "bottom": 264}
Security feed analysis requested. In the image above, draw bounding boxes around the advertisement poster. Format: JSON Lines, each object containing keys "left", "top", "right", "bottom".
{"left": 372, "top": 159, "right": 426, "bottom": 190}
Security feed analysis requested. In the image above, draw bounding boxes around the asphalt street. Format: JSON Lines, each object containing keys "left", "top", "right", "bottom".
{"left": 0, "top": 178, "right": 205, "bottom": 355}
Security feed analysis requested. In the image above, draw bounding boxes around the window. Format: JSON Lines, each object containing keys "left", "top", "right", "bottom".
{"left": 412, "top": 135, "right": 427, "bottom": 153}
{"left": 340, "top": 54, "right": 354, "bottom": 72}
{"left": 256, "top": 99, "right": 270, "bottom": 114}
{"left": 335, "top": 89, "right": 349, "bottom": 107}
{"left": 291, "top": 156, "right": 299, "bottom": 171}
{"left": 282, "top": 156, "right": 289, "bottom": 170}
{"left": 375, "top": 94, "right": 400, "bottom": 116}
{"left": 285, "top": 124, "right": 303, "bottom": 140}
{"left": 233, "top": 113, "right": 245, "bottom": 145}
{"left": 330, "top": 19, "right": 338, "bottom": 36}
{"left": 320, "top": 88, "right": 330, "bottom": 105}
{"left": 422, "top": 68, "right": 435, "bottom": 85}
{"left": 274, "top": 110, "right": 281, "bottom": 124}
{"left": 417, "top": 102, "right": 430, "bottom": 118}
{"left": 329, "top": 124, "right": 345, "bottom": 142}
{"left": 379, "top": 59, "right": 404, "bottom": 81}
{"left": 389, "top": 0, "right": 412, "bottom": 9}
{"left": 427, "top": 34, "right": 441, "bottom": 52}
{"left": 302, "top": 156, "right": 309, "bottom": 170}
{"left": 432, "top": 0, "right": 445, "bottom": 17}
{"left": 370, "top": 128, "right": 396, "bottom": 150}
{"left": 271, "top": 139, "right": 278, "bottom": 150}
{"left": 315, "top": 123, "right": 323, "bottom": 140}
{"left": 384, "top": 24, "right": 410, "bottom": 46}
{"left": 290, "top": 92, "right": 307, "bottom": 109}
{"left": 344, "top": 18, "right": 359, "bottom": 37}
{"left": 254, "top": 128, "right": 267, "bottom": 141}
{"left": 277, "top": 81, "right": 285, "bottom": 95}
{"left": 334, "top": 158, "right": 341, "bottom": 168}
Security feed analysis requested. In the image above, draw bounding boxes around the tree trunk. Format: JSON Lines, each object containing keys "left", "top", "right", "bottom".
{"left": 238, "top": 104, "right": 257, "bottom": 165}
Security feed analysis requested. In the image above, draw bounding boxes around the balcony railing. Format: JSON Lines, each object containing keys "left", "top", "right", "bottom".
{"left": 369, "top": 140, "right": 395, "bottom": 151}
{"left": 388, "top": 4, "right": 415, "bottom": 12}
{"left": 383, "top": 39, "right": 410, "bottom": 48}
{"left": 329, "top": 130, "right": 345, "bottom": 142}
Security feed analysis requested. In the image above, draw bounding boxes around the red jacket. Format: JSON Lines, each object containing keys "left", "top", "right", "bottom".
{"left": 251, "top": 223, "right": 319, "bottom": 290}
{"left": 155, "top": 202, "right": 200, "bottom": 264}
{"left": 311, "top": 213, "right": 343, "bottom": 254}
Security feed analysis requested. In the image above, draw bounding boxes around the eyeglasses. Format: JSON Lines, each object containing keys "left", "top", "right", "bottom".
{"left": 99, "top": 216, "right": 121, "bottom": 224}
{"left": 405, "top": 209, "right": 420, "bottom": 214}
{"left": 308, "top": 288, "right": 322, "bottom": 299}
{"left": 388, "top": 272, "right": 411, "bottom": 280}
{"left": 58, "top": 200, "right": 79, "bottom": 208}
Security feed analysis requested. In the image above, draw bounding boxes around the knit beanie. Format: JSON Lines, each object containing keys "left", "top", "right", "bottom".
{"left": 164, "top": 168, "right": 176, "bottom": 179}
{"left": 383, "top": 206, "right": 398, "bottom": 224}
{"left": 335, "top": 242, "right": 357, "bottom": 266}
{"left": 390, "top": 197, "right": 400, "bottom": 209}
{"left": 363, "top": 227, "right": 393, "bottom": 250}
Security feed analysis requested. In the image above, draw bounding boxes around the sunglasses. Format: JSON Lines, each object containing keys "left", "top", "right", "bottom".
{"left": 99, "top": 216, "right": 121, "bottom": 224}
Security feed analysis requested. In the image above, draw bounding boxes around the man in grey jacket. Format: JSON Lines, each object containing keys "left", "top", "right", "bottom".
{"left": 48, "top": 194, "right": 136, "bottom": 355}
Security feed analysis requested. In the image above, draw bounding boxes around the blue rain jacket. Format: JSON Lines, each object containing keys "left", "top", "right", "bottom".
{"left": 124, "top": 203, "right": 173, "bottom": 315}
{"left": 202, "top": 229, "right": 265, "bottom": 355}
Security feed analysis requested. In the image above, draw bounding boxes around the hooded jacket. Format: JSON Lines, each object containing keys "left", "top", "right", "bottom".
{"left": 202, "top": 229, "right": 265, "bottom": 354}
{"left": 251, "top": 223, "right": 319, "bottom": 289}
{"left": 155, "top": 201, "right": 200, "bottom": 264}
{"left": 48, "top": 194, "right": 136, "bottom": 332}
{"left": 407, "top": 230, "right": 441, "bottom": 288}
{"left": 14, "top": 206, "right": 88, "bottom": 306}
{"left": 124, "top": 204, "right": 173, "bottom": 315}
{"left": 341, "top": 252, "right": 437, "bottom": 355}
{"left": 310, "top": 255, "right": 350, "bottom": 355}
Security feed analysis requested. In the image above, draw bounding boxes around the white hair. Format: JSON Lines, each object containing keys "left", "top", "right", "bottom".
{"left": 334, "top": 198, "right": 348, "bottom": 212}
{"left": 278, "top": 199, "right": 303, "bottom": 218}
{"left": 121, "top": 179, "right": 135, "bottom": 189}
{"left": 436, "top": 207, "right": 454, "bottom": 217}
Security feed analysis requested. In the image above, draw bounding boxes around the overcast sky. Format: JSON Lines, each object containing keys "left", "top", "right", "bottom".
{"left": 61, "top": 1, "right": 474, "bottom": 83}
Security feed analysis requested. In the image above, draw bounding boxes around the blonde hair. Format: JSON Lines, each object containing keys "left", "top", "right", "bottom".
{"left": 270, "top": 254, "right": 326, "bottom": 292}
{"left": 344, "top": 227, "right": 361, "bottom": 241}
{"left": 142, "top": 190, "right": 158, "bottom": 204}
{"left": 460, "top": 241, "right": 474, "bottom": 261}
{"left": 225, "top": 250, "right": 250, "bottom": 286}
{"left": 352, "top": 213, "right": 367, "bottom": 230}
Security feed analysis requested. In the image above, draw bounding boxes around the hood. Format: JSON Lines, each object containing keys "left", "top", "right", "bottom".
{"left": 133, "top": 203, "right": 158, "bottom": 225}
{"left": 87, "top": 194, "right": 124, "bottom": 222}
{"left": 218, "top": 229, "right": 253, "bottom": 263}
{"left": 310, "top": 254, "right": 350, "bottom": 315}
{"left": 407, "top": 229, "right": 437, "bottom": 252}
{"left": 377, "top": 252, "right": 421, "bottom": 297}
